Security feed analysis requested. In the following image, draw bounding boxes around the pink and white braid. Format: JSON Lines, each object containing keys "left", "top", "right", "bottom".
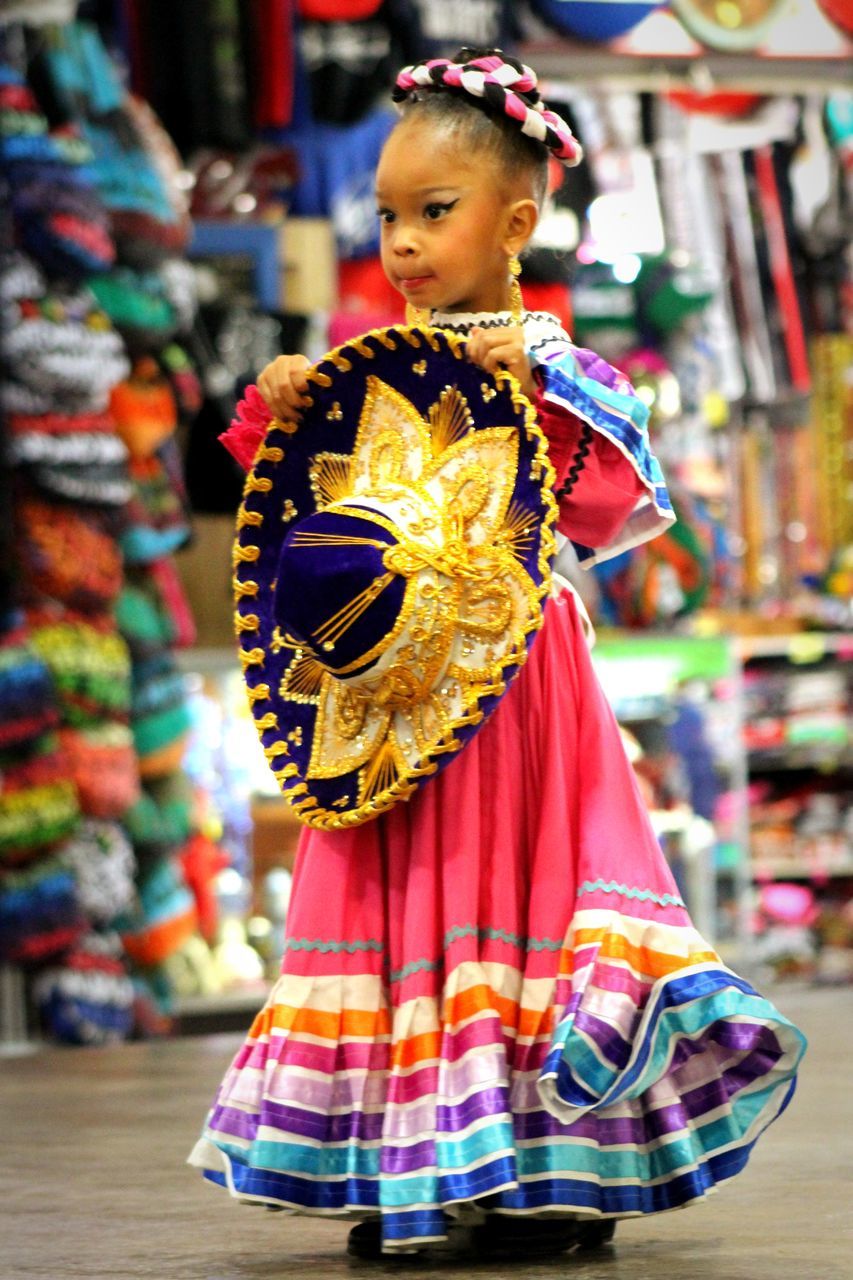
{"left": 392, "top": 51, "right": 583, "bottom": 167}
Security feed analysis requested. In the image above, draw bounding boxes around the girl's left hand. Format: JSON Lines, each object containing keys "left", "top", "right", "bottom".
{"left": 467, "top": 326, "right": 536, "bottom": 400}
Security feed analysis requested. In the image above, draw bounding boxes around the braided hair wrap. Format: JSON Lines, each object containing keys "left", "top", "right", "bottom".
{"left": 393, "top": 51, "right": 582, "bottom": 167}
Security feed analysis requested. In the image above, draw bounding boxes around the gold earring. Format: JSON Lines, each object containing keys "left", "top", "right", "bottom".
{"left": 508, "top": 256, "right": 524, "bottom": 326}
{"left": 406, "top": 302, "right": 430, "bottom": 326}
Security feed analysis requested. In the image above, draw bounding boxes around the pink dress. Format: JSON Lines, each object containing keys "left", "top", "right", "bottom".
{"left": 190, "top": 314, "right": 805, "bottom": 1253}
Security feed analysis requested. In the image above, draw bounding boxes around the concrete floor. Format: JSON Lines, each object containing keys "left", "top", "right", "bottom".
{"left": 1, "top": 986, "right": 849, "bottom": 1280}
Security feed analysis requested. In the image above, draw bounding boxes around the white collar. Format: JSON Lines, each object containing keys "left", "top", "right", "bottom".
{"left": 429, "top": 308, "right": 571, "bottom": 351}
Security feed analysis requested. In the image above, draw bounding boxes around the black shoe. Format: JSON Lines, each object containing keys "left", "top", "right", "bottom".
{"left": 577, "top": 1219, "right": 617, "bottom": 1251}
{"left": 346, "top": 1218, "right": 464, "bottom": 1262}
{"left": 347, "top": 1219, "right": 385, "bottom": 1260}
{"left": 472, "top": 1215, "right": 580, "bottom": 1260}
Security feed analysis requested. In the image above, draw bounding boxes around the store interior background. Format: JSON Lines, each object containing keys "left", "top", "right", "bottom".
{"left": 0, "top": 0, "right": 851, "bottom": 1052}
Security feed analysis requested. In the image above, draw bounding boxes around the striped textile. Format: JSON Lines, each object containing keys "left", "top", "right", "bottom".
{"left": 190, "top": 901, "right": 804, "bottom": 1251}
{"left": 190, "top": 575, "right": 804, "bottom": 1257}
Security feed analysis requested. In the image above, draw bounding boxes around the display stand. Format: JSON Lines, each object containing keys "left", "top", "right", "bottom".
{"left": 0, "top": 964, "right": 36, "bottom": 1057}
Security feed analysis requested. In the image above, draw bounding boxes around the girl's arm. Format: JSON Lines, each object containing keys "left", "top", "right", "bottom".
{"left": 533, "top": 389, "right": 648, "bottom": 550}
{"left": 530, "top": 343, "right": 675, "bottom": 567}
{"left": 220, "top": 354, "right": 310, "bottom": 471}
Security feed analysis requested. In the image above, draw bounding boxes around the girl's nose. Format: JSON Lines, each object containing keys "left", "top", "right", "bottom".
{"left": 391, "top": 223, "right": 417, "bottom": 256}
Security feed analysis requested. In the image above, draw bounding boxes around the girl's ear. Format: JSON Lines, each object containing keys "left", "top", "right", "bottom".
{"left": 503, "top": 198, "right": 539, "bottom": 257}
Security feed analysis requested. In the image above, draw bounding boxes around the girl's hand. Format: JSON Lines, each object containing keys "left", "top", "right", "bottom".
{"left": 257, "top": 353, "right": 312, "bottom": 422}
{"left": 466, "top": 326, "right": 536, "bottom": 401}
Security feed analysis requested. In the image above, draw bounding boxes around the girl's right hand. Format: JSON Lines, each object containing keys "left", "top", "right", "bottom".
{"left": 257, "top": 353, "right": 312, "bottom": 422}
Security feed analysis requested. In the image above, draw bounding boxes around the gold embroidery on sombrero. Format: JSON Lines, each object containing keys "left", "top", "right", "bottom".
{"left": 308, "top": 453, "right": 352, "bottom": 507}
{"left": 428, "top": 385, "right": 473, "bottom": 454}
{"left": 296, "top": 378, "right": 538, "bottom": 788}
{"left": 500, "top": 498, "right": 538, "bottom": 563}
{"left": 279, "top": 650, "right": 325, "bottom": 703}
{"left": 311, "top": 572, "right": 397, "bottom": 650}
{"left": 232, "top": 323, "right": 558, "bottom": 829}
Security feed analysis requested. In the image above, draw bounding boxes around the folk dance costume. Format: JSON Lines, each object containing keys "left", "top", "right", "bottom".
{"left": 189, "top": 310, "right": 805, "bottom": 1255}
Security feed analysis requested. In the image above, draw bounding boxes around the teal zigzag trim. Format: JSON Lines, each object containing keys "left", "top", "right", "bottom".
{"left": 389, "top": 957, "right": 441, "bottom": 984}
{"left": 283, "top": 937, "right": 384, "bottom": 955}
{"left": 390, "top": 926, "right": 564, "bottom": 984}
{"left": 443, "top": 924, "right": 479, "bottom": 947}
{"left": 576, "top": 879, "right": 686, "bottom": 909}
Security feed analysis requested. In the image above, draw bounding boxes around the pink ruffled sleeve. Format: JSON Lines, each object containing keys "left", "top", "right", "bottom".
{"left": 219, "top": 384, "right": 273, "bottom": 472}
{"left": 533, "top": 389, "right": 647, "bottom": 549}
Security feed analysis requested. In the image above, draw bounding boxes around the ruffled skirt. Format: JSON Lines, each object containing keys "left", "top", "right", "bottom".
{"left": 189, "top": 590, "right": 806, "bottom": 1253}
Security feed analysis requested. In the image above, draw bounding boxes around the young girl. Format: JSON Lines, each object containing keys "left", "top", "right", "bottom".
{"left": 190, "top": 49, "right": 806, "bottom": 1262}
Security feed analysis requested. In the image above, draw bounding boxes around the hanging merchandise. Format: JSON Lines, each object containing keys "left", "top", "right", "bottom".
{"left": 28, "top": 616, "right": 132, "bottom": 727}
{"left": 130, "top": 653, "right": 192, "bottom": 780}
{"left": 299, "top": 0, "right": 422, "bottom": 125}
{"left": 179, "top": 831, "right": 231, "bottom": 945}
{"left": 119, "top": 854, "right": 198, "bottom": 970}
{"left": 406, "top": 0, "right": 518, "bottom": 57}
{"left": 33, "top": 929, "right": 136, "bottom": 1044}
{"left": 16, "top": 496, "right": 124, "bottom": 614}
{"left": 145, "top": 558, "right": 196, "bottom": 650}
{"left": 594, "top": 493, "right": 713, "bottom": 628}
{"left": 116, "top": 93, "right": 192, "bottom": 266}
{"left": 0, "top": 34, "right": 114, "bottom": 280}
{"left": 753, "top": 145, "right": 811, "bottom": 394}
{"left": 671, "top": 0, "right": 788, "bottom": 50}
{"left": 36, "top": 21, "right": 190, "bottom": 267}
{"left": 0, "top": 253, "right": 129, "bottom": 416}
{"left": 120, "top": 450, "right": 191, "bottom": 566}
{"left": 531, "top": 0, "right": 667, "bottom": 42}
{"left": 123, "top": 776, "right": 194, "bottom": 867}
{"left": 814, "top": 0, "right": 853, "bottom": 37}
{"left": 88, "top": 267, "right": 178, "bottom": 353}
{"left": 57, "top": 722, "right": 141, "bottom": 821}
{"left": 811, "top": 333, "right": 853, "bottom": 558}
{"left": 0, "top": 854, "right": 86, "bottom": 964}
{"left": 654, "top": 123, "right": 746, "bottom": 404}
{"left": 300, "top": 0, "right": 382, "bottom": 14}
{"left": 7, "top": 413, "right": 131, "bottom": 506}
{"left": 127, "top": 0, "right": 257, "bottom": 153}
{"left": 0, "top": 405, "right": 11, "bottom": 625}
{"left": 0, "top": 626, "right": 59, "bottom": 750}
{"left": 116, "top": 579, "right": 180, "bottom": 663}
{"left": 110, "top": 357, "right": 178, "bottom": 461}
{"left": 667, "top": 90, "right": 766, "bottom": 118}
{"left": 0, "top": 737, "right": 80, "bottom": 867}
{"left": 60, "top": 818, "right": 137, "bottom": 930}
{"left": 572, "top": 91, "right": 666, "bottom": 264}
{"left": 633, "top": 253, "right": 716, "bottom": 339}
{"left": 246, "top": 0, "right": 296, "bottom": 132}
{"left": 712, "top": 149, "right": 778, "bottom": 405}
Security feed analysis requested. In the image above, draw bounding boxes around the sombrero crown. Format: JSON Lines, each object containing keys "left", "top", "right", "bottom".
{"left": 234, "top": 324, "right": 556, "bottom": 828}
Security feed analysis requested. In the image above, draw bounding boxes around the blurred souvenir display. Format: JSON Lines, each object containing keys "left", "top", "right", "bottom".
{"left": 1, "top": 0, "right": 852, "bottom": 1053}
{"left": 0, "top": 9, "right": 236, "bottom": 1044}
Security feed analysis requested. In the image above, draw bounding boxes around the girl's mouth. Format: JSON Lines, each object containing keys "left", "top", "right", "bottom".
{"left": 400, "top": 275, "right": 434, "bottom": 292}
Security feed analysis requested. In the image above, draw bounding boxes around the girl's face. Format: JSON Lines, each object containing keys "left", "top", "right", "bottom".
{"left": 375, "top": 117, "right": 526, "bottom": 316}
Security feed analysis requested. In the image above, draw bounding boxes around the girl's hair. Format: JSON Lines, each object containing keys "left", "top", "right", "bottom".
{"left": 392, "top": 48, "right": 582, "bottom": 210}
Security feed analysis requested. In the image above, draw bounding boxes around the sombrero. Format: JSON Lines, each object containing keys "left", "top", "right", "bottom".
{"left": 233, "top": 323, "right": 557, "bottom": 830}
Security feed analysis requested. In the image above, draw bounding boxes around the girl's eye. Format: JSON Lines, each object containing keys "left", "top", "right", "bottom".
{"left": 424, "top": 201, "right": 456, "bottom": 221}
{"left": 377, "top": 209, "right": 395, "bottom": 224}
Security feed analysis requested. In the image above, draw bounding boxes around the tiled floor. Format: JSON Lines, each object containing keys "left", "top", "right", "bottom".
{"left": 2, "top": 986, "right": 848, "bottom": 1280}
